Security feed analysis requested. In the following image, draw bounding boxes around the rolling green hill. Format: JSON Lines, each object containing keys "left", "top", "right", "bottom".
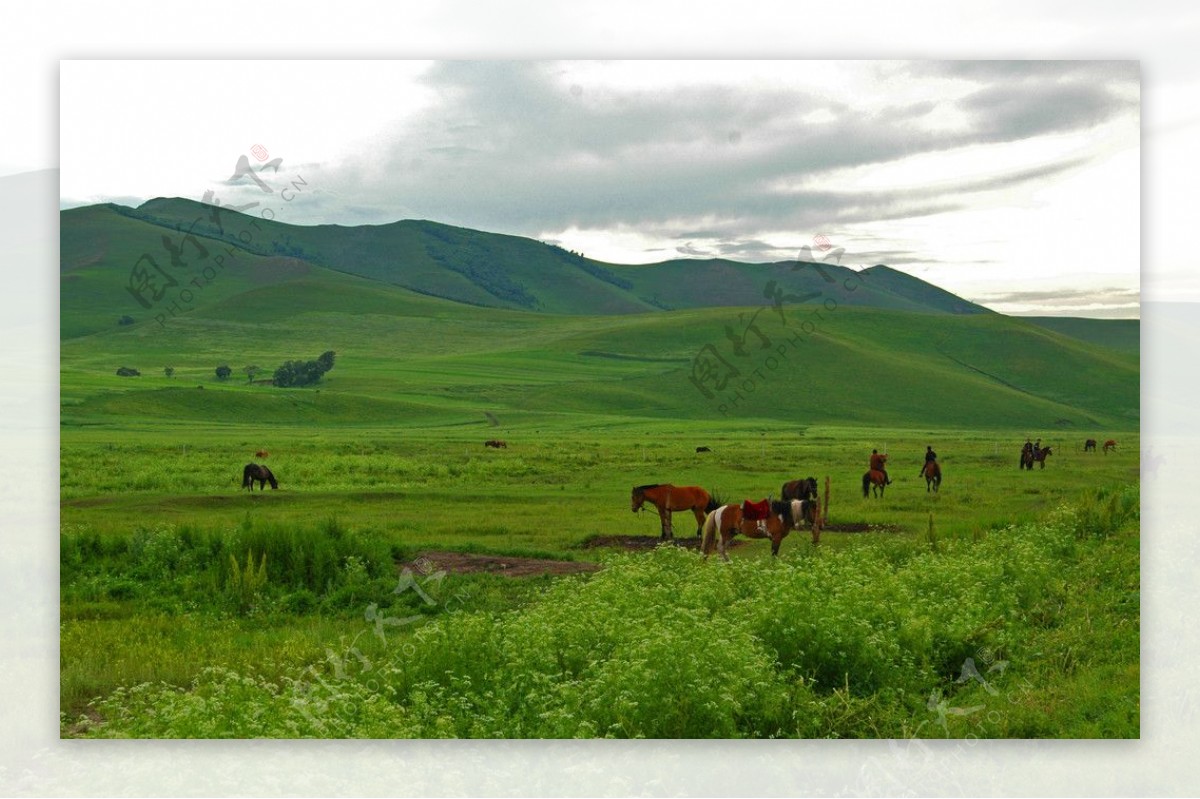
{"left": 1022, "top": 316, "right": 1140, "bottom": 356}
{"left": 60, "top": 199, "right": 1138, "bottom": 433}
{"left": 66, "top": 198, "right": 998, "bottom": 335}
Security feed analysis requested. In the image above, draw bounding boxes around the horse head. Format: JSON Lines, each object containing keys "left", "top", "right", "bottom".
{"left": 631, "top": 486, "right": 645, "bottom": 513}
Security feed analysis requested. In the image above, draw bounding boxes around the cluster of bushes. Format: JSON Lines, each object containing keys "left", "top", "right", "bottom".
{"left": 273, "top": 350, "right": 336, "bottom": 387}
{"left": 61, "top": 515, "right": 399, "bottom": 618}
{"left": 72, "top": 486, "right": 1138, "bottom": 738}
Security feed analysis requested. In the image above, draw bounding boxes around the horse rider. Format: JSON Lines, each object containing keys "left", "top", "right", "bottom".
{"left": 870, "top": 449, "right": 892, "bottom": 485}
{"left": 920, "top": 445, "right": 937, "bottom": 477}
{"left": 1033, "top": 438, "right": 1042, "bottom": 458}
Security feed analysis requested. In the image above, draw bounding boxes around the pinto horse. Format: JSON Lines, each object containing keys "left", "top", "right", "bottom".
{"left": 781, "top": 477, "right": 819, "bottom": 502}
{"left": 242, "top": 463, "right": 278, "bottom": 491}
{"left": 631, "top": 484, "right": 719, "bottom": 539}
{"left": 1084, "top": 439, "right": 1097, "bottom": 453}
{"left": 923, "top": 461, "right": 942, "bottom": 492}
{"left": 1103, "top": 439, "right": 1117, "bottom": 455}
{"left": 701, "top": 499, "right": 816, "bottom": 560}
{"left": 862, "top": 469, "right": 888, "bottom": 498}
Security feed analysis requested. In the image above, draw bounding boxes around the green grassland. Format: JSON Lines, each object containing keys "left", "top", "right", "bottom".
{"left": 59, "top": 201, "right": 1139, "bottom": 738}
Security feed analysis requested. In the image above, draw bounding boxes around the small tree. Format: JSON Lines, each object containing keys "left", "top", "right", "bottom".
{"left": 118, "top": 315, "right": 135, "bottom": 326}
{"left": 116, "top": 366, "right": 140, "bottom": 377}
{"left": 164, "top": 366, "right": 175, "bottom": 378}
{"left": 244, "top": 365, "right": 261, "bottom": 383}
{"left": 215, "top": 364, "right": 232, "bottom": 381}
{"left": 272, "top": 350, "right": 336, "bottom": 387}
{"left": 317, "top": 350, "right": 336, "bottom": 374}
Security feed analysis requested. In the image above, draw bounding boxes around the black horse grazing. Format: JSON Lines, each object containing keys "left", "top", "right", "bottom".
{"left": 781, "top": 477, "right": 819, "bottom": 502}
{"left": 242, "top": 463, "right": 278, "bottom": 491}
{"left": 1084, "top": 439, "right": 1097, "bottom": 453}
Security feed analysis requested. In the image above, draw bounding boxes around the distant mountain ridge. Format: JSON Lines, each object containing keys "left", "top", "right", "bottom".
{"left": 69, "top": 197, "right": 995, "bottom": 319}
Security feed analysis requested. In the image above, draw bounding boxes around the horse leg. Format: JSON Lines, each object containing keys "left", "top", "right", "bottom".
{"left": 662, "top": 509, "right": 674, "bottom": 539}
{"left": 692, "top": 507, "right": 706, "bottom": 538}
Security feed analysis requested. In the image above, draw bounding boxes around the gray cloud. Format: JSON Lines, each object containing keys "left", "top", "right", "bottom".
{"left": 301, "top": 60, "right": 1137, "bottom": 240}
{"left": 973, "top": 287, "right": 1140, "bottom": 304}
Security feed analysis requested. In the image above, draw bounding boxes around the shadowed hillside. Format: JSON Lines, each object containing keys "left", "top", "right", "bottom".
{"left": 65, "top": 198, "right": 999, "bottom": 335}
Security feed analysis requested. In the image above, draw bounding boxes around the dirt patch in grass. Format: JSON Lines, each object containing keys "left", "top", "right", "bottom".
{"left": 579, "top": 535, "right": 744, "bottom": 552}
{"left": 405, "top": 550, "right": 600, "bottom": 578}
{"left": 821, "top": 522, "right": 905, "bottom": 533}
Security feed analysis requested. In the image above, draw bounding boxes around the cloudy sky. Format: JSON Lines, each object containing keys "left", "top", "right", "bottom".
{"left": 60, "top": 60, "right": 1139, "bottom": 317}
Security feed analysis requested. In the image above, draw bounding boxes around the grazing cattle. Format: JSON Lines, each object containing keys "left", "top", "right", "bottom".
{"left": 242, "top": 463, "right": 278, "bottom": 491}
{"left": 1103, "top": 439, "right": 1117, "bottom": 455}
{"left": 631, "top": 484, "right": 720, "bottom": 539}
{"left": 484, "top": 439, "right": 507, "bottom": 449}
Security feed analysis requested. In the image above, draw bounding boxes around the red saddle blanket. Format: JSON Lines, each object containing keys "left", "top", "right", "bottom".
{"left": 741, "top": 499, "right": 771, "bottom": 521}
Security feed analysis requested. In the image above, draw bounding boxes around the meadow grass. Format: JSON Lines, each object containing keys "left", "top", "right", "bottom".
{"left": 61, "top": 422, "right": 1139, "bottom": 737}
{"left": 59, "top": 246, "right": 1139, "bottom": 738}
{"left": 64, "top": 484, "right": 1138, "bottom": 738}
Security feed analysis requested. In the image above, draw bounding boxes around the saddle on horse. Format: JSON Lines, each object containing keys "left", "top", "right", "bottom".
{"left": 741, "top": 499, "right": 770, "bottom": 520}
{"left": 741, "top": 498, "right": 772, "bottom": 534}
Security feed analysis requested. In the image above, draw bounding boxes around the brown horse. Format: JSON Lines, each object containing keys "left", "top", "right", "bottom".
{"left": 484, "top": 439, "right": 507, "bottom": 449}
{"left": 862, "top": 469, "right": 887, "bottom": 498}
{"left": 1084, "top": 439, "right": 1097, "bottom": 453}
{"left": 255, "top": 449, "right": 269, "bottom": 459}
{"left": 700, "top": 499, "right": 816, "bottom": 560}
{"left": 242, "top": 463, "right": 278, "bottom": 491}
{"left": 923, "top": 461, "right": 942, "bottom": 492}
{"left": 1103, "top": 439, "right": 1117, "bottom": 455}
{"left": 1030, "top": 446, "right": 1053, "bottom": 469}
{"left": 631, "top": 484, "right": 719, "bottom": 539}
{"left": 781, "top": 477, "right": 818, "bottom": 502}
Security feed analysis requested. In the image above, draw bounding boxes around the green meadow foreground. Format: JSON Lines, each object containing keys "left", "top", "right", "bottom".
{"left": 61, "top": 424, "right": 1139, "bottom": 738}
{"left": 60, "top": 201, "right": 1139, "bottom": 737}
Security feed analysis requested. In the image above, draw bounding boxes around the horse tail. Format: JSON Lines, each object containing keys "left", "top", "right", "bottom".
{"left": 242, "top": 464, "right": 252, "bottom": 489}
{"left": 705, "top": 490, "right": 721, "bottom": 513}
{"left": 862, "top": 472, "right": 870, "bottom": 497}
{"left": 701, "top": 507, "right": 721, "bottom": 556}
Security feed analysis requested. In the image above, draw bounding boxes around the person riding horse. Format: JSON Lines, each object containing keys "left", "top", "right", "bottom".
{"left": 870, "top": 449, "right": 891, "bottom": 485}
{"left": 919, "top": 445, "right": 937, "bottom": 477}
